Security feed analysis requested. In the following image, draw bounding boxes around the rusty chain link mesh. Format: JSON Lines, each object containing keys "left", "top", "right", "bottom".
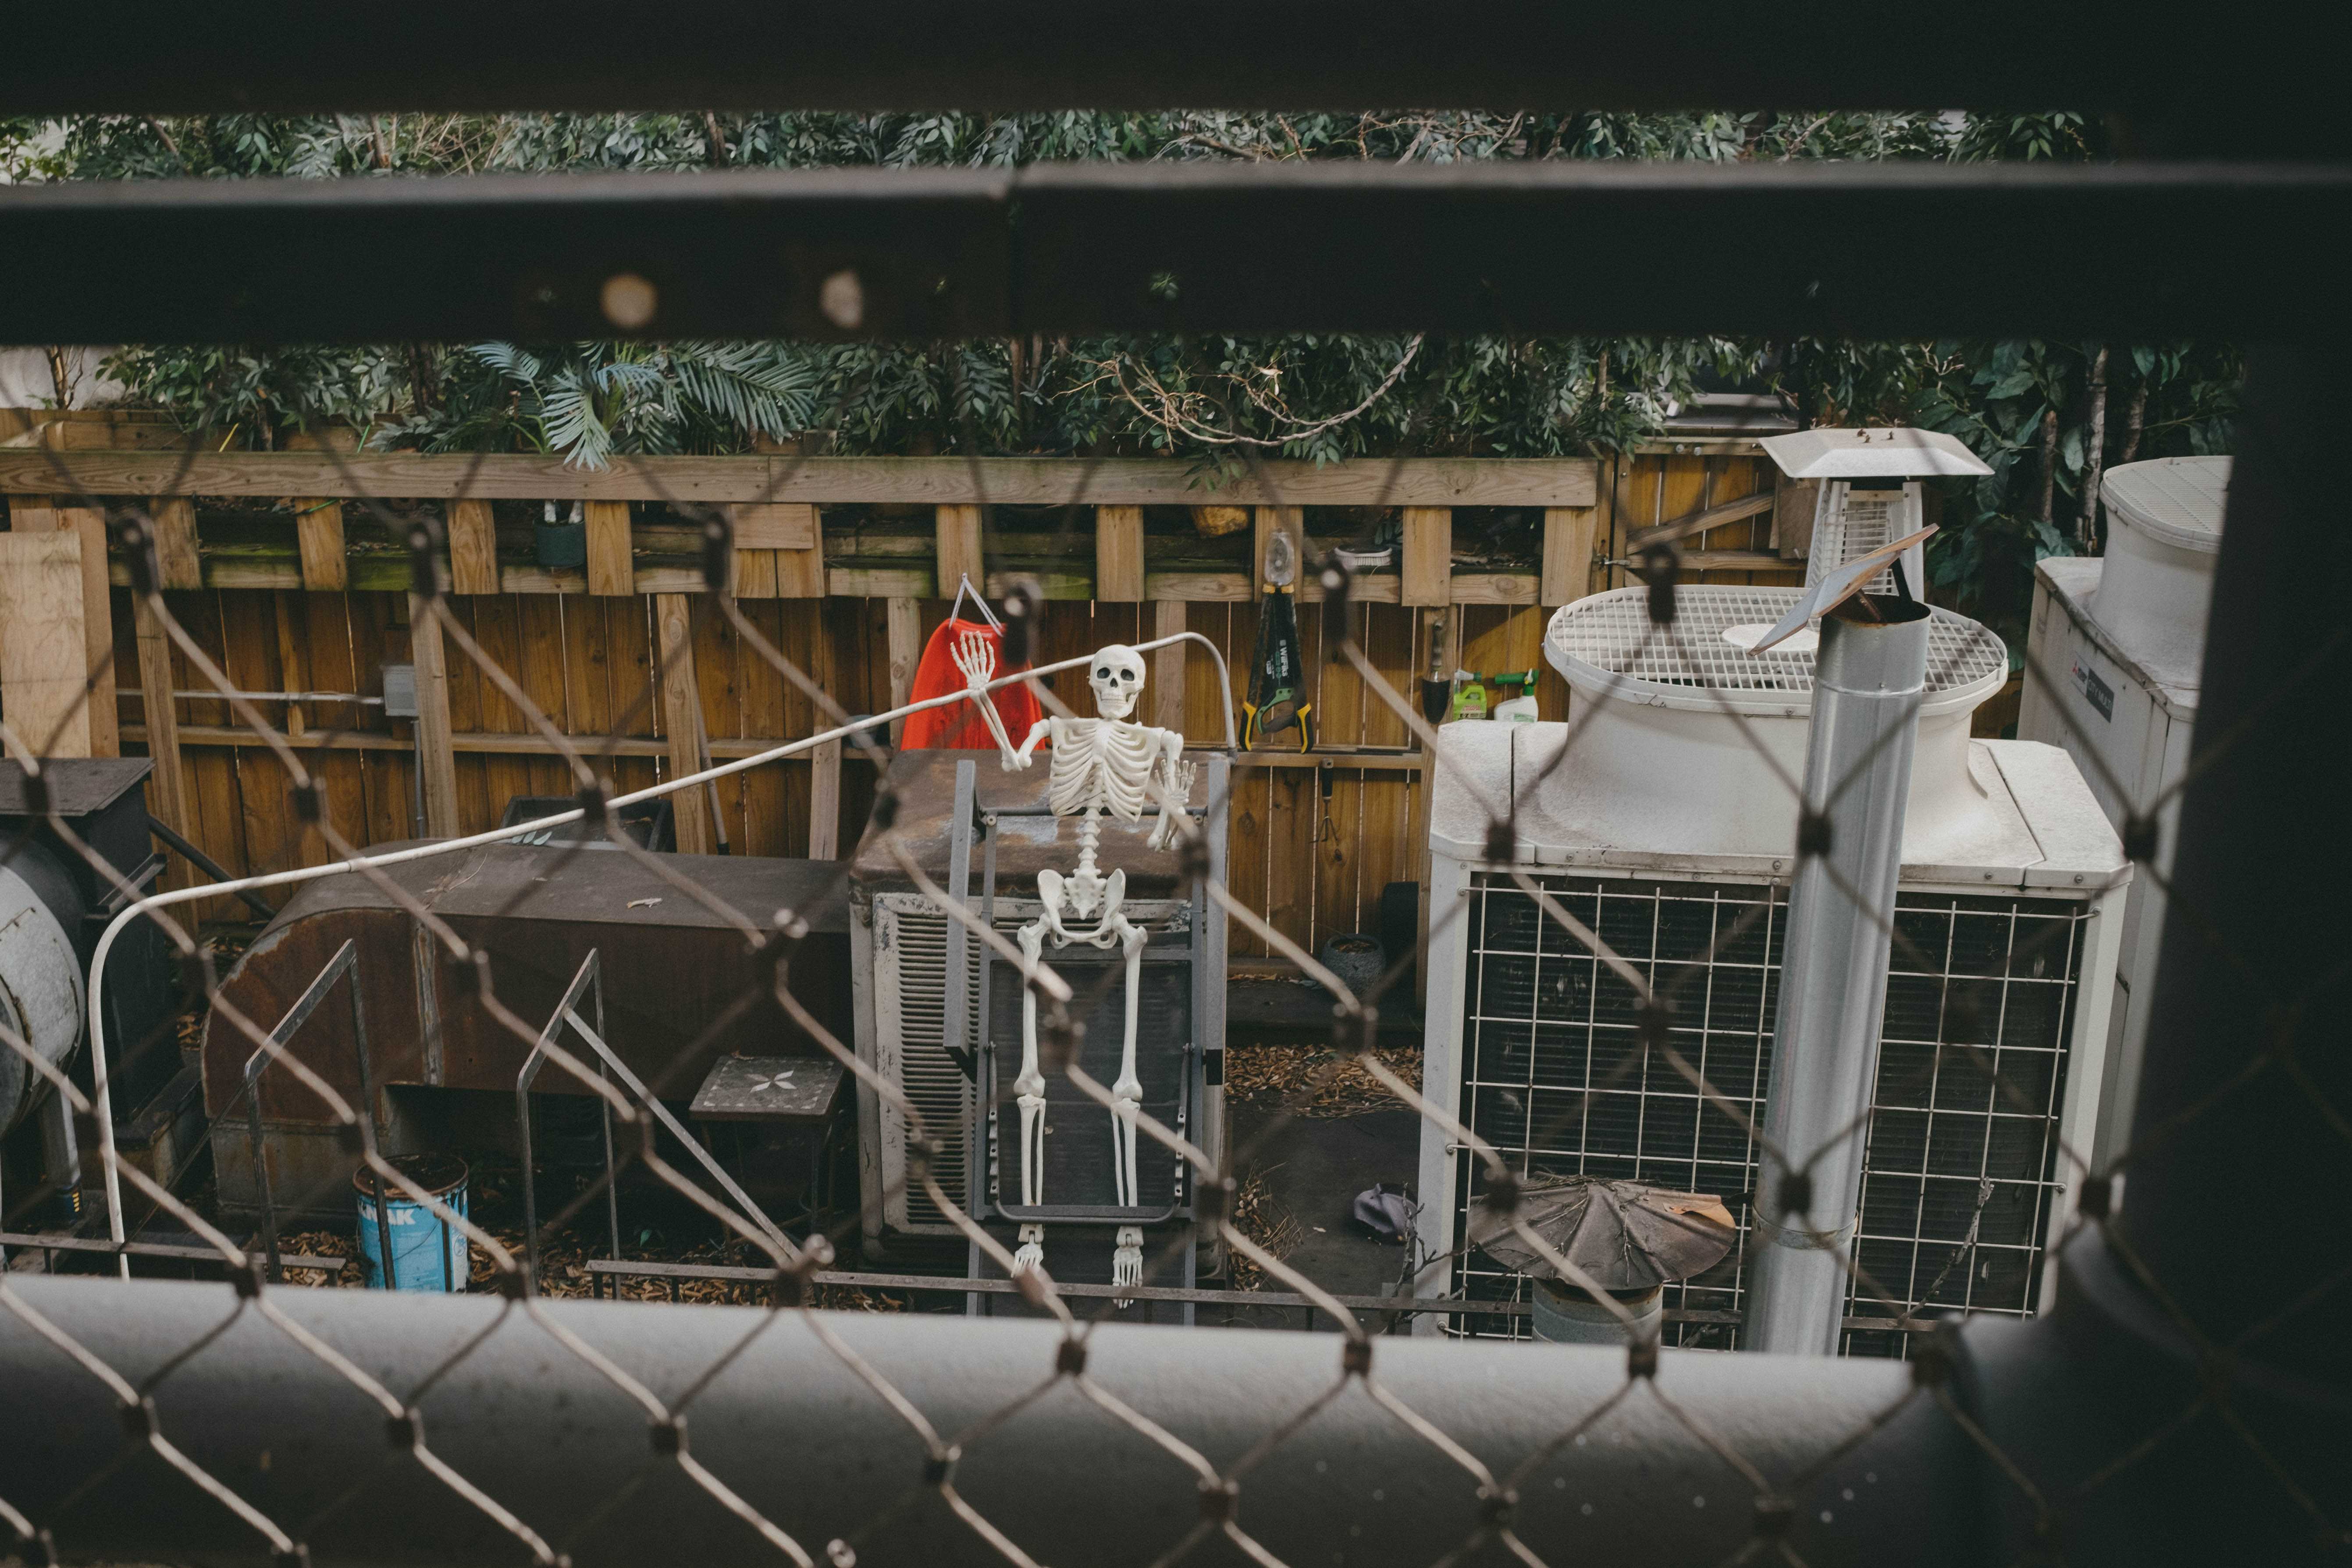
{"left": 0, "top": 361, "right": 2339, "bottom": 1568}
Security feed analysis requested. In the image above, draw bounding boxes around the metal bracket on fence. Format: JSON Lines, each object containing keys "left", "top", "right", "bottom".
{"left": 239, "top": 938, "right": 373, "bottom": 1286}
{"left": 517, "top": 950, "right": 790, "bottom": 1292}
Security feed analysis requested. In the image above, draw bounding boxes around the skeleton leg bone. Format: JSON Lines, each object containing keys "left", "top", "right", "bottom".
{"left": 1011, "top": 917, "right": 1051, "bottom": 1274}
{"left": 1109, "top": 914, "right": 1147, "bottom": 1209}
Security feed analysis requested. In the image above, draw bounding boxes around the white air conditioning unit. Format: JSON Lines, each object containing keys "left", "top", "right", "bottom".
{"left": 2018, "top": 455, "right": 2227, "bottom": 1170}
{"left": 1414, "top": 584, "right": 2128, "bottom": 1354}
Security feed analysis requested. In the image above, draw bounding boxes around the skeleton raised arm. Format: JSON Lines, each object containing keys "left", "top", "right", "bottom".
{"left": 949, "top": 628, "right": 1048, "bottom": 771}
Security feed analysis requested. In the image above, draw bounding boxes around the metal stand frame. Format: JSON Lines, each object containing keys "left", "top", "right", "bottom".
{"left": 944, "top": 756, "right": 1230, "bottom": 1321}
{"left": 515, "top": 950, "right": 791, "bottom": 1292}
{"left": 235, "top": 939, "right": 381, "bottom": 1287}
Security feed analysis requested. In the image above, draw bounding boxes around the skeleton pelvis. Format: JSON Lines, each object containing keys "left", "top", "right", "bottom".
{"left": 1038, "top": 867, "right": 1127, "bottom": 946}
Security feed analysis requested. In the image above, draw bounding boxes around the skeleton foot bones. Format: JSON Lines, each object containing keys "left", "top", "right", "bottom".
{"left": 991, "top": 645, "right": 1189, "bottom": 1289}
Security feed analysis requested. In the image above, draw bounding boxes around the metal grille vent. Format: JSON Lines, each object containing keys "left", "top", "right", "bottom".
{"left": 1811, "top": 489, "right": 1908, "bottom": 595}
{"left": 875, "top": 900, "right": 982, "bottom": 1228}
{"left": 1546, "top": 587, "right": 2007, "bottom": 701}
{"left": 1447, "top": 871, "right": 2086, "bottom": 1355}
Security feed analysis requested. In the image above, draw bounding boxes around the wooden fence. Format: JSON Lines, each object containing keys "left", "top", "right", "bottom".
{"left": 0, "top": 411, "right": 1813, "bottom": 960}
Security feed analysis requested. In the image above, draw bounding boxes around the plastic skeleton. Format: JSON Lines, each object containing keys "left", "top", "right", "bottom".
{"left": 952, "top": 631, "right": 1192, "bottom": 1295}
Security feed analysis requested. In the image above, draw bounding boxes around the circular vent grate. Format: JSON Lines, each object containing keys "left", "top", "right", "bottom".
{"left": 1546, "top": 587, "right": 2007, "bottom": 710}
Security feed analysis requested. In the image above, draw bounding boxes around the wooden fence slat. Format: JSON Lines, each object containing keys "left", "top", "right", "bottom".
{"left": 585, "top": 500, "right": 633, "bottom": 596}
{"left": 407, "top": 595, "right": 460, "bottom": 836}
{"left": 0, "top": 531, "right": 93, "bottom": 758}
{"left": 294, "top": 498, "right": 347, "bottom": 591}
{"left": 448, "top": 498, "right": 500, "bottom": 596}
{"left": 131, "top": 591, "right": 188, "bottom": 879}
{"left": 776, "top": 544, "right": 827, "bottom": 598}
{"left": 734, "top": 549, "right": 780, "bottom": 598}
{"left": 885, "top": 597, "right": 921, "bottom": 747}
{"left": 41, "top": 502, "right": 120, "bottom": 756}
{"left": 1153, "top": 599, "right": 1188, "bottom": 734}
{"left": 1542, "top": 506, "right": 1599, "bottom": 607}
{"left": 806, "top": 604, "right": 842, "bottom": 860}
{"left": 733, "top": 502, "right": 817, "bottom": 550}
{"left": 151, "top": 496, "right": 203, "bottom": 590}
{"left": 1095, "top": 505, "right": 1144, "bottom": 602}
{"left": 654, "top": 593, "right": 713, "bottom": 854}
{"left": 935, "top": 504, "right": 983, "bottom": 602}
{"left": 1400, "top": 508, "right": 1452, "bottom": 607}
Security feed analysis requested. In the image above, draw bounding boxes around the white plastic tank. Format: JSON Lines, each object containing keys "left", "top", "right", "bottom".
{"left": 2094, "top": 457, "right": 2229, "bottom": 679}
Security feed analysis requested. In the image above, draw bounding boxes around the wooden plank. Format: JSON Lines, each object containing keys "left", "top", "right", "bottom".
{"left": 1541, "top": 505, "right": 1599, "bottom": 607}
{"left": 42, "top": 502, "right": 120, "bottom": 756}
{"left": 1400, "top": 507, "right": 1452, "bottom": 607}
{"left": 584, "top": 500, "right": 633, "bottom": 597}
{"left": 271, "top": 592, "right": 307, "bottom": 740}
{"left": 1152, "top": 599, "right": 1188, "bottom": 735}
{"left": 0, "top": 452, "right": 1599, "bottom": 508}
{"left": 935, "top": 504, "right": 983, "bottom": 602}
{"left": 734, "top": 549, "right": 780, "bottom": 599}
{"left": 773, "top": 546, "right": 827, "bottom": 597}
{"left": 447, "top": 498, "right": 500, "bottom": 596}
{"left": 1625, "top": 490, "right": 1776, "bottom": 551}
{"left": 406, "top": 594, "right": 459, "bottom": 836}
{"left": 732, "top": 502, "right": 817, "bottom": 550}
{"left": 150, "top": 496, "right": 203, "bottom": 591}
{"left": 806, "top": 603, "right": 842, "bottom": 860}
{"left": 653, "top": 593, "right": 712, "bottom": 854}
{"left": 1094, "top": 505, "right": 1144, "bottom": 602}
{"left": 1447, "top": 573, "right": 1539, "bottom": 605}
{"left": 133, "top": 591, "right": 189, "bottom": 878}
{"left": 885, "top": 596, "right": 922, "bottom": 747}
{"left": 292, "top": 498, "right": 347, "bottom": 591}
{"left": 0, "top": 531, "right": 93, "bottom": 757}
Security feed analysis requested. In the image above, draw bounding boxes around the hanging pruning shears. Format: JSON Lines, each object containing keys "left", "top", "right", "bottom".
{"left": 1244, "top": 526, "right": 1316, "bottom": 751}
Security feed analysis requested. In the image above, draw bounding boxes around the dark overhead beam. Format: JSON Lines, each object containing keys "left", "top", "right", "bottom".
{"left": 0, "top": 2, "right": 2312, "bottom": 118}
{"left": 2, "top": 161, "right": 2344, "bottom": 345}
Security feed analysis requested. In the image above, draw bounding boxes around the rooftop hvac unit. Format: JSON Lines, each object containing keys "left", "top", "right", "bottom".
{"left": 2018, "top": 455, "right": 2227, "bottom": 1170}
{"left": 1414, "top": 585, "right": 2128, "bottom": 1355}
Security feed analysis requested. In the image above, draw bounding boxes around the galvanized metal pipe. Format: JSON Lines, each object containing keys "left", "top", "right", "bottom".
{"left": 1744, "top": 596, "right": 1930, "bottom": 1356}
{"left": 0, "top": 1274, "right": 1971, "bottom": 1568}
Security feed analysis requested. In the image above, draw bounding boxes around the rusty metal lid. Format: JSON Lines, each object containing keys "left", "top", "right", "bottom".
{"left": 1468, "top": 1176, "right": 1736, "bottom": 1291}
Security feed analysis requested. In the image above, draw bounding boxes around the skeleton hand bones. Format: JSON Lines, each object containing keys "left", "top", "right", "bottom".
{"left": 949, "top": 628, "right": 1029, "bottom": 767}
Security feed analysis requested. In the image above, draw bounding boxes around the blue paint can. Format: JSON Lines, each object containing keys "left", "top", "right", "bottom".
{"left": 354, "top": 1152, "right": 470, "bottom": 1292}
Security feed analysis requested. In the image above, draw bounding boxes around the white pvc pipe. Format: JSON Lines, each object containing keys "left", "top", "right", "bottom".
{"left": 85, "top": 628, "right": 1237, "bottom": 1272}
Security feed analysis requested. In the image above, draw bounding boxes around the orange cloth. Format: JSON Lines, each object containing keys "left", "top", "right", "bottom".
{"left": 900, "top": 618, "right": 1047, "bottom": 750}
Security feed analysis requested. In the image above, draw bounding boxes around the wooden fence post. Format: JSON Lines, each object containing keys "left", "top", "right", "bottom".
{"left": 1401, "top": 507, "right": 1452, "bottom": 607}
{"left": 1096, "top": 505, "right": 1144, "bottom": 601}
{"left": 0, "top": 531, "right": 94, "bottom": 758}
{"left": 585, "top": 500, "right": 633, "bottom": 596}
{"left": 654, "top": 592, "right": 713, "bottom": 854}
{"left": 406, "top": 594, "right": 460, "bottom": 837}
{"left": 1253, "top": 506, "right": 1304, "bottom": 588}
{"left": 886, "top": 597, "right": 921, "bottom": 747}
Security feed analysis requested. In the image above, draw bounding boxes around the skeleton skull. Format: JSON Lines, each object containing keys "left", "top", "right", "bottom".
{"left": 1089, "top": 644, "right": 1146, "bottom": 719}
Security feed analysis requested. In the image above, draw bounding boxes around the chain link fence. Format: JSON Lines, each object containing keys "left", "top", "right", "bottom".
{"left": 0, "top": 334, "right": 2345, "bottom": 1568}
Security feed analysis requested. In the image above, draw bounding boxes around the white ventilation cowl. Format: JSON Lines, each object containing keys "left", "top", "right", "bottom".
{"left": 1528, "top": 586, "right": 2010, "bottom": 863}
